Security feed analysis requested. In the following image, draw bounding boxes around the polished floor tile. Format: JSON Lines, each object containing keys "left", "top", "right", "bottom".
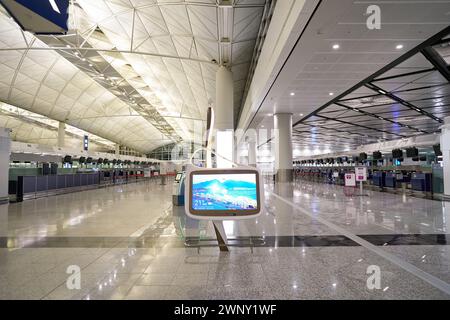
{"left": 0, "top": 178, "right": 449, "bottom": 300}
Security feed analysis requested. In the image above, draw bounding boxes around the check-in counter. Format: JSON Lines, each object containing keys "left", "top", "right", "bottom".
{"left": 11, "top": 168, "right": 154, "bottom": 202}
{"left": 372, "top": 171, "right": 386, "bottom": 188}
{"left": 385, "top": 172, "right": 397, "bottom": 189}
{"left": 16, "top": 172, "right": 100, "bottom": 201}
{"left": 411, "top": 173, "right": 432, "bottom": 192}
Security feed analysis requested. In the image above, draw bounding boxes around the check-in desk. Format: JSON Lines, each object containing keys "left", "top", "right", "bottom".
{"left": 15, "top": 172, "right": 100, "bottom": 202}
{"left": 385, "top": 172, "right": 397, "bottom": 189}
{"left": 411, "top": 173, "right": 432, "bottom": 197}
{"left": 372, "top": 171, "right": 386, "bottom": 188}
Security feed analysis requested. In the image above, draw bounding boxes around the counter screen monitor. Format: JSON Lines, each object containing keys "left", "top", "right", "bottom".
{"left": 189, "top": 169, "right": 260, "bottom": 217}
{"left": 406, "top": 147, "right": 419, "bottom": 158}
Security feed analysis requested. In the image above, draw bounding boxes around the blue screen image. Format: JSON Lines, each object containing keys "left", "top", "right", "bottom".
{"left": 192, "top": 173, "right": 258, "bottom": 211}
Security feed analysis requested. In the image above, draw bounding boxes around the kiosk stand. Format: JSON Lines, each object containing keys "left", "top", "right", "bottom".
{"left": 184, "top": 165, "right": 264, "bottom": 253}
{"left": 184, "top": 104, "right": 264, "bottom": 252}
{"left": 212, "top": 221, "right": 228, "bottom": 252}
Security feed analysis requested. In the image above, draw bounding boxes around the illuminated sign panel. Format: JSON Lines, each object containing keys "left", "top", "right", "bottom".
{"left": 0, "top": 0, "right": 69, "bottom": 34}
{"left": 83, "top": 135, "right": 88, "bottom": 151}
{"left": 175, "top": 173, "right": 183, "bottom": 182}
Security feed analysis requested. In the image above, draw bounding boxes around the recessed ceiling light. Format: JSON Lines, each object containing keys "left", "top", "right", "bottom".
{"left": 299, "top": 113, "right": 304, "bottom": 117}
{"left": 261, "top": 125, "right": 265, "bottom": 128}
{"left": 290, "top": 92, "right": 295, "bottom": 96}
{"left": 396, "top": 44, "right": 404, "bottom": 50}
{"left": 329, "top": 92, "right": 334, "bottom": 96}
{"left": 332, "top": 44, "right": 340, "bottom": 50}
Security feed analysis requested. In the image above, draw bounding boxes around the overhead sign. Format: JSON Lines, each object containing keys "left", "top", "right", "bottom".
{"left": 0, "top": 0, "right": 69, "bottom": 34}
{"left": 83, "top": 135, "right": 88, "bottom": 151}
{"left": 355, "top": 167, "right": 367, "bottom": 182}
{"left": 185, "top": 167, "right": 263, "bottom": 220}
{"left": 345, "top": 173, "right": 356, "bottom": 187}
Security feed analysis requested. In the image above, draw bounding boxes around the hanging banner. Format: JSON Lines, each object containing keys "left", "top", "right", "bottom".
{"left": 0, "top": 0, "right": 69, "bottom": 34}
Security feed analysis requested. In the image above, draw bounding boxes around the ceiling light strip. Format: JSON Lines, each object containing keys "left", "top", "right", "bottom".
{"left": 365, "top": 83, "right": 443, "bottom": 124}
{"left": 335, "top": 101, "right": 429, "bottom": 134}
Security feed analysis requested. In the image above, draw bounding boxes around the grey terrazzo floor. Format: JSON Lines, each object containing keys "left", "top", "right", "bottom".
{"left": 0, "top": 178, "right": 449, "bottom": 299}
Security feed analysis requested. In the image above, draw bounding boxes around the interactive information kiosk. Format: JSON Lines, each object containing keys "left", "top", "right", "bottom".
{"left": 185, "top": 167, "right": 262, "bottom": 221}
{"left": 172, "top": 172, "right": 186, "bottom": 206}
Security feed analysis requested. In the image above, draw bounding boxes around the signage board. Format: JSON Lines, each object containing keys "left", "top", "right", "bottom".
{"left": 185, "top": 167, "right": 263, "bottom": 220}
{"left": 175, "top": 173, "right": 183, "bottom": 182}
{"left": 345, "top": 173, "right": 356, "bottom": 187}
{"left": 83, "top": 135, "right": 88, "bottom": 151}
{"left": 355, "top": 167, "right": 367, "bottom": 182}
{"left": 0, "top": 0, "right": 69, "bottom": 34}
{"left": 143, "top": 168, "right": 151, "bottom": 178}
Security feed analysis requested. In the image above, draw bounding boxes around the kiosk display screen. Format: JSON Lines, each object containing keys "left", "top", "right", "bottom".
{"left": 189, "top": 170, "right": 260, "bottom": 216}
{"left": 175, "top": 173, "right": 183, "bottom": 182}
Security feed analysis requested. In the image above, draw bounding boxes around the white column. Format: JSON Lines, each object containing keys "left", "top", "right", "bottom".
{"left": 215, "top": 66, "right": 234, "bottom": 168}
{"left": 115, "top": 144, "right": 120, "bottom": 157}
{"left": 0, "top": 127, "right": 11, "bottom": 204}
{"left": 247, "top": 130, "right": 257, "bottom": 167}
{"left": 441, "top": 116, "right": 450, "bottom": 199}
{"left": 57, "top": 122, "right": 65, "bottom": 148}
{"left": 274, "top": 113, "right": 293, "bottom": 182}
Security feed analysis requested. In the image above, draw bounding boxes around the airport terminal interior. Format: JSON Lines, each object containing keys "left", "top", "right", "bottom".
{"left": 0, "top": 0, "right": 450, "bottom": 300}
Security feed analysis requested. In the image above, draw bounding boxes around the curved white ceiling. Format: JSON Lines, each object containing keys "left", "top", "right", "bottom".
{"left": 0, "top": 0, "right": 268, "bottom": 152}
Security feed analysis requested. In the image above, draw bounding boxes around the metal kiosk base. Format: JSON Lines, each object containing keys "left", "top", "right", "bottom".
{"left": 184, "top": 221, "right": 265, "bottom": 254}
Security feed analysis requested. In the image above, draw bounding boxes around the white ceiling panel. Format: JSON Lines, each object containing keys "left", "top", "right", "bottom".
{"left": 0, "top": 0, "right": 269, "bottom": 152}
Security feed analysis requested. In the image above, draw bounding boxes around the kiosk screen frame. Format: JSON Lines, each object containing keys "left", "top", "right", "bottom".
{"left": 188, "top": 169, "right": 261, "bottom": 217}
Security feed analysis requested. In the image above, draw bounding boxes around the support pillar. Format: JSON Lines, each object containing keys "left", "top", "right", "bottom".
{"left": 213, "top": 65, "right": 234, "bottom": 251}
{"left": 215, "top": 65, "right": 234, "bottom": 169}
{"left": 274, "top": 113, "right": 293, "bottom": 182}
{"left": 247, "top": 130, "right": 257, "bottom": 167}
{"left": 115, "top": 144, "right": 120, "bottom": 157}
{"left": 248, "top": 142, "right": 257, "bottom": 167}
{"left": 57, "top": 122, "right": 65, "bottom": 148}
{"left": 441, "top": 116, "right": 450, "bottom": 199}
{"left": 0, "top": 127, "right": 11, "bottom": 204}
